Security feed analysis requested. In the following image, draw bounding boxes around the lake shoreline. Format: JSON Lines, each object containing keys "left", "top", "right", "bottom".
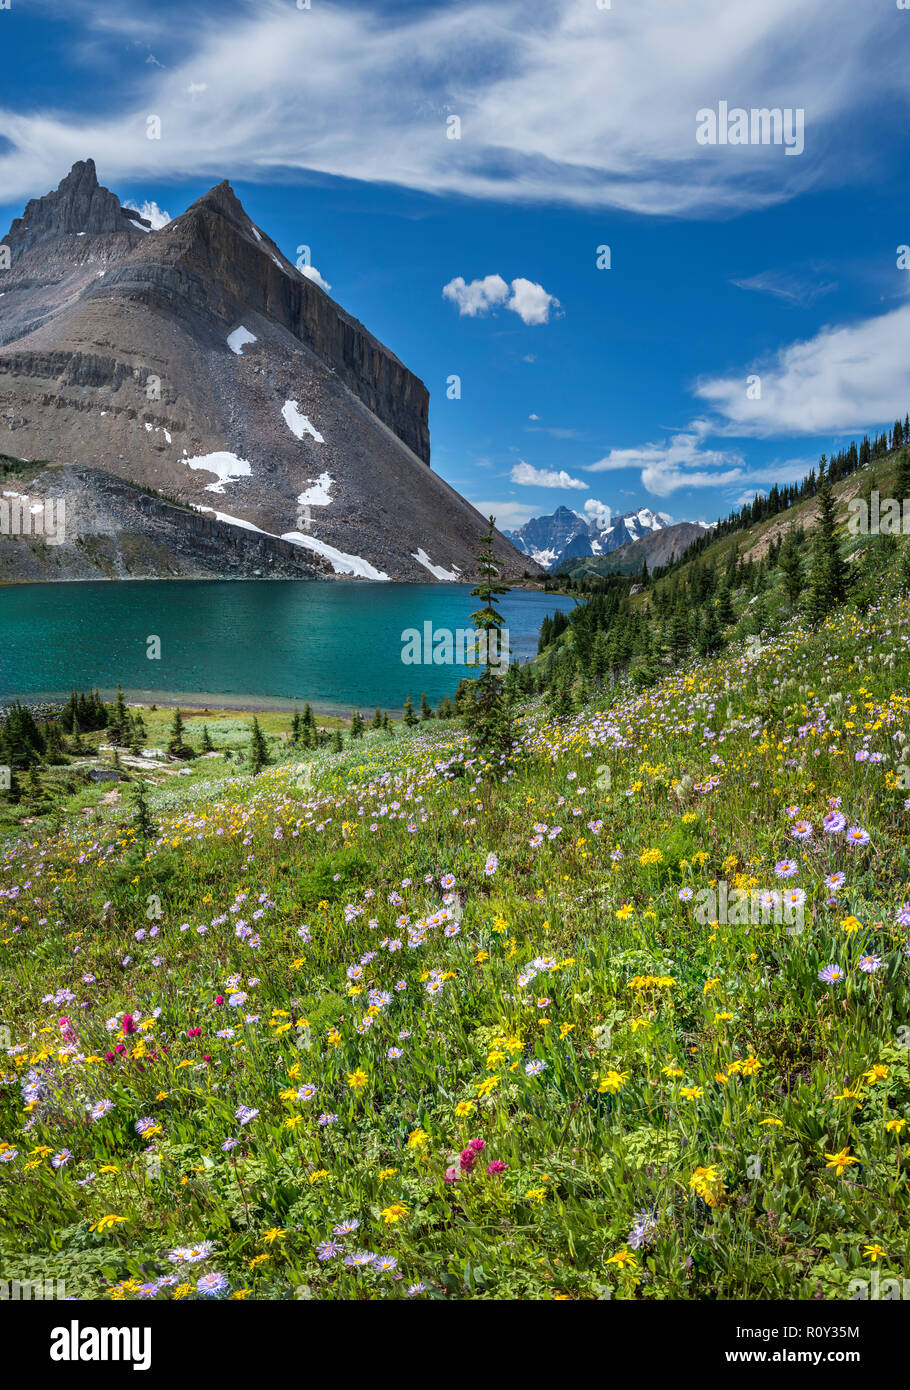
{"left": 2, "top": 688, "right": 401, "bottom": 720}
{"left": 1, "top": 580, "right": 576, "bottom": 711}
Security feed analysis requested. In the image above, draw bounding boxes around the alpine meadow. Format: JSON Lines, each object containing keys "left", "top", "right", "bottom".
{"left": 2, "top": 0, "right": 910, "bottom": 1350}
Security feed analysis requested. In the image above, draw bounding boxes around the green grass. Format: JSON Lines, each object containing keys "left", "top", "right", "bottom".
{"left": 1, "top": 557, "right": 910, "bottom": 1301}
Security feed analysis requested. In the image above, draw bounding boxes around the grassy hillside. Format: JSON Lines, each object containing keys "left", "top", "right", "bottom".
{"left": 2, "top": 536, "right": 910, "bottom": 1299}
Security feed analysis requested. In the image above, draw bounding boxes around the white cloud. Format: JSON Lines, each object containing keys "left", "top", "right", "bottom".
{"left": 0, "top": 0, "right": 900, "bottom": 215}
{"left": 186, "top": 82, "right": 207, "bottom": 96}
{"left": 583, "top": 498, "right": 613, "bottom": 530}
{"left": 300, "top": 264, "right": 331, "bottom": 292}
{"left": 123, "top": 198, "right": 171, "bottom": 229}
{"left": 442, "top": 274, "right": 509, "bottom": 317}
{"left": 506, "top": 278, "right": 560, "bottom": 325}
{"left": 695, "top": 300, "right": 910, "bottom": 437}
{"left": 586, "top": 429, "right": 814, "bottom": 497}
{"left": 587, "top": 431, "right": 744, "bottom": 496}
{"left": 511, "top": 461, "right": 587, "bottom": 489}
{"left": 442, "top": 274, "right": 558, "bottom": 324}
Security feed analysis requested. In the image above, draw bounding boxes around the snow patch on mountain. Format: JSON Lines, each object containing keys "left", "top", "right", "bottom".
{"left": 297, "top": 472, "right": 333, "bottom": 507}
{"left": 183, "top": 451, "right": 252, "bottom": 494}
{"left": 281, "top": 531, "right": 388, "bottom": 580}
{"left": 412, "top": 548, "right": 461, "bottom": 581}
{"left": 227, "top": 326, "right": 257, "bottom": 355}
{"left": 282, "top": 399, "right": 325, "bottom": 443}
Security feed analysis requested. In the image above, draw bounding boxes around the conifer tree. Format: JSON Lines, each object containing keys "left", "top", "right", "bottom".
{"left": 110, "top": 684, "right": 129, "bottom": 746}
{"left": 331, "top": 728, "right": 344, "bottom": 753}
{"left": 778, "top": 531, "right": 805, "bottom": 611}
{"left": 167, "top": 709, "right": 186, "bottom": 757}
{"left": 716, "top": 585, "right": 735, "bottom": 625}
{"left": 402, "top": 694, "right": 418, "bottom": 727}
{"left": 248, "top": 717, "right": 269, "bottom": 773}
{"left": 24, "top": 765, "right": 47, "bottom": 809}
{"left": 419, "top": 692, "right": 434, "bottom": 721}
{"left": 131, "top": 779, "right": 155, "bottom": 838}
{"left": 465, "top": 516, "right": 513, "bottom": 751}
{"left": 805, "top": 482, "right": 850, "bottom": 624}
{"left": 669, "top": 610, "right": 690, "bottom": 662}
{"left": 697, "top": 602, "right": 722, "bottom": 657}
{"left": 201, "top": 724, "right": 214, "bottom": 753}
{"left": 350, "top": 710, "right": 364, "bottom": 740}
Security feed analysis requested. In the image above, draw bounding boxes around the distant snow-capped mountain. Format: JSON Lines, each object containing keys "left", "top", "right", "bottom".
{"left": 504, "top": 504, "right": 673, "bottom": 570}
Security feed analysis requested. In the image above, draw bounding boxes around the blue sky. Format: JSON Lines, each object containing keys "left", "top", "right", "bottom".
{"left": 2, "top": 0, "right": 910, "bottom": 531}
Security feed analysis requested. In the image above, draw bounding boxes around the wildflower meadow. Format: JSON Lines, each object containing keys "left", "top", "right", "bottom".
{"left": 3, "top": 572, "right": 910, "bottom": 1303}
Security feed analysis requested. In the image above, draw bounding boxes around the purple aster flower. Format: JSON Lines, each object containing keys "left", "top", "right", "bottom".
{"left": 196, "top": 1272, "right": 230, "bottom": 1296}
{"left": 818, "top": 963, "right": 845, "bottom": 985}
{"left": 316, "top": 1240, "right": 343, "bottom": 1261}
{"left": 344, "top": 1250, "right": 376, "bottom": 1268}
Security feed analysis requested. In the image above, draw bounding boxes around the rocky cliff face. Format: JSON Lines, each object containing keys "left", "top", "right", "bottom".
{"left": 0, "top": 462, "right": 333, "bottom": 583}
{"left": 0, "top": 161, "right": 535, "bottom": 583}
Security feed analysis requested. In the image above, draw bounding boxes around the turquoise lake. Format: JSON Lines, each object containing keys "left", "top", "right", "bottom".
{"left": 0, "top": 581, "right": 576, "bottom": 713}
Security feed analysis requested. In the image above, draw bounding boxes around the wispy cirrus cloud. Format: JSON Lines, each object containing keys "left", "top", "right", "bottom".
{"left": 0, "top": 0, "right": 904, "bottom": 214}
{"left": 731, "top": 266, "right": 838, "bottom": 306}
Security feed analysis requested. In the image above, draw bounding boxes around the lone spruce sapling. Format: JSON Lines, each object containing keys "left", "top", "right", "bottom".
{"left": 466, "top": 516, "right": 513, "bottom": 751}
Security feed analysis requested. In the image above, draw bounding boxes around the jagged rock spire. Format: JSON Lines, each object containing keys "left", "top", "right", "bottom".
{"left": 2, "top": 159, "right": 148, "bottom": 261}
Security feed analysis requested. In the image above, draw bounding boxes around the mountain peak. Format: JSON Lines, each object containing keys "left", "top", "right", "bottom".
{"left": 508, "top": 502, "right": 676, "bottom": 569}
{"left": 0, "top": 157, "right": 524, "bottom": 583}
{"left": 2, "top": 158, "right": 149, "bottom": 261}
{"left": 192, "top": 179, "right": 245, "bottom": 219}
